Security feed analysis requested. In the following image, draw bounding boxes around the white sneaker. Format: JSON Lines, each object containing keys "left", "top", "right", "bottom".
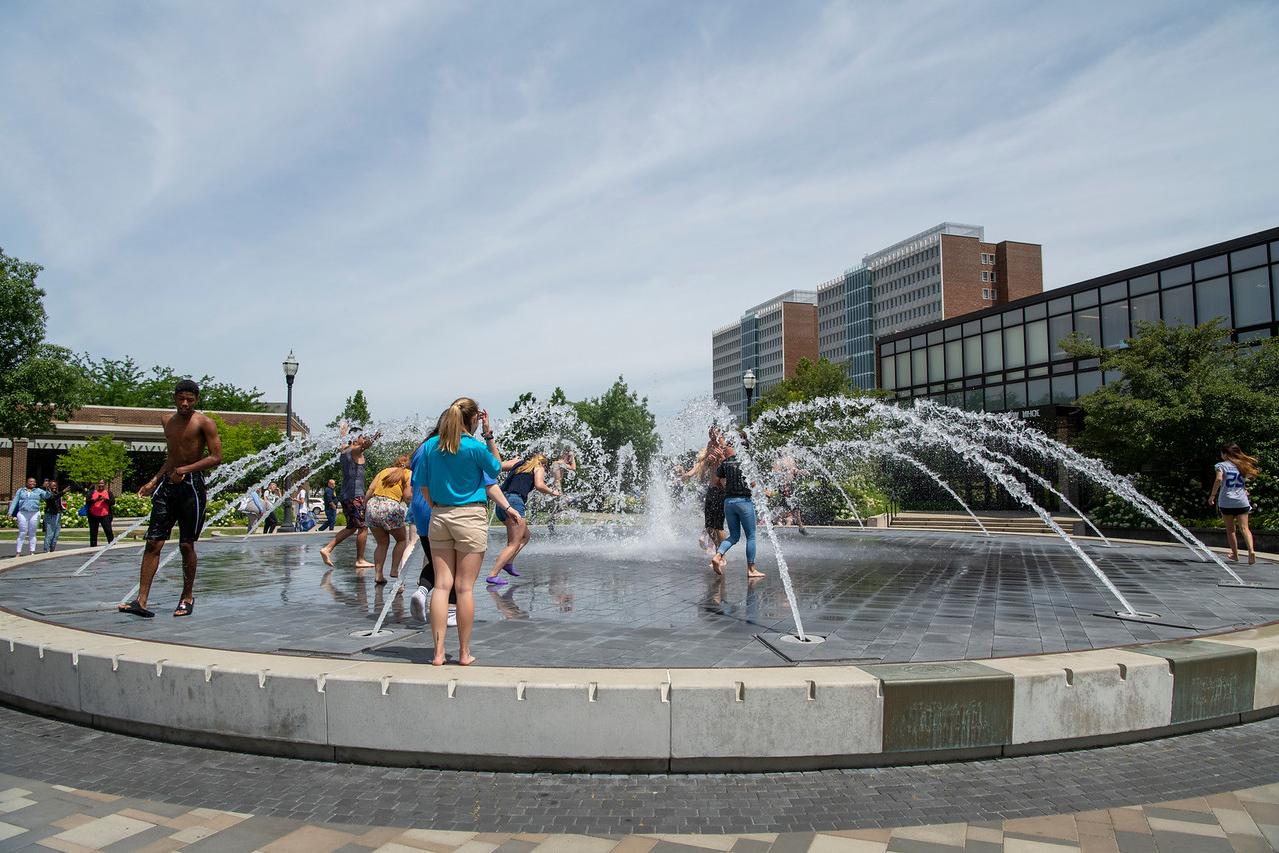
{"left": 447, "top": 606, "right": 457, "bottom": 628}
{"left": 410, "top": 587, "right": 428, "bottom": 622}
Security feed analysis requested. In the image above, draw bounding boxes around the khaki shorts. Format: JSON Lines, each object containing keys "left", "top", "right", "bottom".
{"left": 428, "top": 504, "right": 489, "bottom": 554}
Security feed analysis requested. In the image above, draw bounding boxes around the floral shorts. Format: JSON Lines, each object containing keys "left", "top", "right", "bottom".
{"left": 367, "top": 495, "right": 407, "bottom": 530}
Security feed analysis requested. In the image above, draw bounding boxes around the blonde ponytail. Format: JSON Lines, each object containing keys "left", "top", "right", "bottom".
{"left": 438, "top": 397, "right": 480, "bottom": 454}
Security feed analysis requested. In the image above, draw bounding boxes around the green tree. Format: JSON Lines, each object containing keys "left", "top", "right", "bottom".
{"left": 75, "top": 354, "right": 267, "bottom": 411}
{"left": 749, "top": 357, "right": 886, "bottom": 421}
{"left": 1064, "top": 320, "right": 1279, "bottom": 520}
{"left": 0, "top": 248, "right": 89, "bottom": 452}
{"left": 210, "top": 415, "right": 283, "bottom": 469}
{"left": 548, "top": 387, "right": 569, "bottom": 406}
{"left": 59, "top": 435, "right": 132, "bottom": 486}
{"left": 509, "top": 391, "right": 537, "bottom": 414}
{"left": 574, "top": 376, "right": 659, "bottom": 467}
{"left": 327, "top": 389, "right": 372, "bottom": 429}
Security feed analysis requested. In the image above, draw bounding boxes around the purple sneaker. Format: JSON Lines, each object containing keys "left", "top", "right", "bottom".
{"left": 486, "top": 575, "right": 508, "bottom": 586}
{"left": 502, "top": 564, "right": 521, "bottom": 577}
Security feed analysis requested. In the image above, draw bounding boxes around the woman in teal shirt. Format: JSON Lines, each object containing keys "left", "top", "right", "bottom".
{"left": 414, "top": 397, "right": 520, "bottom": 666}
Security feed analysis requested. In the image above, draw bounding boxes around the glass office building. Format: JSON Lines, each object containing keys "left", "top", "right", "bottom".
{"left": 876, "top": 227, "right": 1279, "bottom": 413}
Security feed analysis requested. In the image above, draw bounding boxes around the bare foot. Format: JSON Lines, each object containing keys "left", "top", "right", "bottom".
{"left": 319, "top": 547, "right": 334, "bottom": 567}
{"left": 1249, "top": 554, "right": 1257, "bottom": 565}
{"left": 747, "top": 567, "right": 765, "bottom": 579}
{"left": 431, "top": 651, "right": 446, "bottom": 666}
{"left": 355, "top": 560, "right": 375, "bottom": 568}
{"left": 458, "top": 652, "right": 476, "bottom": 666}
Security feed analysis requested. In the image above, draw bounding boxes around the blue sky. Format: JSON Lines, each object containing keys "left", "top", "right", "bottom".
{"left": 2, "top": 1, "right": 1276, "bottom": 428}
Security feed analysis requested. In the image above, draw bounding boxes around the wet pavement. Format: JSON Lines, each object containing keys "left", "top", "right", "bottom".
{"left": 1, "top": 527, "right": 1276, "bottom": 668}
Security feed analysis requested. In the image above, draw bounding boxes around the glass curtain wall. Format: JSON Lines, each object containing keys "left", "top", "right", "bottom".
{"left": 877, "top": 237, "right": 1277, "bottom": 412}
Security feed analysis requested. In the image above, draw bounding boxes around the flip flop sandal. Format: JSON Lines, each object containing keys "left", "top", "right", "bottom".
{"left": 173, "top": 600, "right": 195, "bottom": 617}
{"left": 119, "top": 600, "right": 155, "bottom": 618}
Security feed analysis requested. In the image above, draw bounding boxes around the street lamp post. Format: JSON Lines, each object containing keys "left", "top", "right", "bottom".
{"left": 280, "top": 351, "right": 300, "bottom": 531}
{"left": 743, "top": 369, "right": 757, "bottom": 426}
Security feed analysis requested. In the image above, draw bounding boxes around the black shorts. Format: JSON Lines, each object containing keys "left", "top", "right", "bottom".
{"left": 145, "top": 472, "right": 207, "bottom": 543}
{"left": 1220, "top": 506, "right": 1252, "bottom": 517}
{"left": 703, "top": 485, "right": 725, "bottom": 531}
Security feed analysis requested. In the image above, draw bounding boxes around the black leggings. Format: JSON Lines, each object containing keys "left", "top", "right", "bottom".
{"left": 416, "top": 537, "right": 457, "bottom": 604}
{"left": 88, "top": 515, "right": 115, "bottom": 547}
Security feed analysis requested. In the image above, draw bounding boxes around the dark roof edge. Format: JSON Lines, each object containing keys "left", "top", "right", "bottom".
{"left": 881, "top": 224, "right": 1279, "bottom": 343}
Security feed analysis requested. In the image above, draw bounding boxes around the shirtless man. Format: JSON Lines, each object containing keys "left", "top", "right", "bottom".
{"left": 119, "top": 379, "right": 223, "bottom": 618}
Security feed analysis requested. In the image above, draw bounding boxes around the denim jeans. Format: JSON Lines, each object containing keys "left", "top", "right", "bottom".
{"left": 717, "top": 497, "right": 757, "bottom": 565}
{"left": 43, "top": 513, "right": 62, "bottom": 552}
{"left": 319, "top": 508, "right": 338, "bottom": 531}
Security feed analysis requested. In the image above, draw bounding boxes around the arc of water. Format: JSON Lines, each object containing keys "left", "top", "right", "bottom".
{"left": 762, "top": 401, "right": 1143, "bottom": 616}
{"left": 370, "top": 536, "right": 421, "bottom": 636}
{"left": 973, "top": 444, "right": 1110, "bottom": 545}
{"left": 778, "top": 445, "right": 864, "bottom": 528}
{"left": 117, "top": 419, "right": 428, "bottom": 604}
{"left": 915, "top": 402, "right": 1242, "bottom": 581}
{"left": 75, "top": 431, "right": 334, "bottom": 576}
{"left": 727, "top": 431, "right": 809, "bottom": 642}
{"left": 897, "top": 419, "right": 1143, "bottom": 616}
{"left": 799, "top": 439, "right": 989, "bottom": 536}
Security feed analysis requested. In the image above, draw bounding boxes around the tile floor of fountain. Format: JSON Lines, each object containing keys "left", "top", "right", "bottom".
{"left": 3, "top": 528, "right": 1277, "bottom": 668}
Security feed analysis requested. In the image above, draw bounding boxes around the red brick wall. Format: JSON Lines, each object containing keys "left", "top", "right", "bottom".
{"left": 941, "top": 234, "right": 992, "bottom": 318}
{"left": 996, "top": 241, "right": 1043, "bottom": 304}
{"left": 781, "top": 303, "right": 818, "bottom": 378}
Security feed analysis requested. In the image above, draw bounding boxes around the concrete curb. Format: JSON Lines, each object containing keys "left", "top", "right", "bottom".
{"left": 2, "top": 541, "right": 1278, "bottom": 772}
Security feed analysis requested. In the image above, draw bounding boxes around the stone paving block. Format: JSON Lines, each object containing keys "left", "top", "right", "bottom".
{"left": 1129, "top": 640, "right": 1256, "bottom": 724}
{"left": 861, "top": 662, "right": 1012, "bottom": 753}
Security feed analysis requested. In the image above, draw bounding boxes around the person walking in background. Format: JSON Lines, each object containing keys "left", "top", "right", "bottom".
{"left": 262, "top": 482, "right": 282, "bottom": 533}
{"left": 42, "top": 482, "right": 66, "bottom": 552}
{"left": 1210, "top": 443, "right": 1259, "bottom": 565}
{"left": 319, "top": 431, "right": 378, "bottom": 568}
{"left": 414, "top": 398, "right": 516, "bottom": 666}
{"left": 86, "top": 479, "right": 115, "bottom": 547}
{"left": 319, "top": 478, "right": 338, "bottom": 531}
{"left": 293, "top": 481, "right": 309, "bottom": 528}
{"left": 8, "top": 477, "right": 48, "bottom": 557}
{"left": 239, "top": 486, "right": 266, "bottom": 533}
{"left": 711, "top": 437, "right": 765, "bottom": 580}
{"left": 365, "top": 455, "right": 413, "bottom": 585}
{"left": 486, "top": 453, "right": 561, "bottom": 586}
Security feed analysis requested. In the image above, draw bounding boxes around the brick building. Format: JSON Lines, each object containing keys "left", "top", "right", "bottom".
{"left": 1, "top": 405, "right": 307, "bottom": 498}
{"left": 711, "top": 290, "right": 818, "bottom": 422}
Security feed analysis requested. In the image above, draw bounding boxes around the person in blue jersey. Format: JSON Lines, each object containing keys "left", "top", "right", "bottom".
{"left": 485, "top": 453, "right": 562, "bottom": 586}
{"left": 414, "top": 397, "right": 520, "bottom": 666}
{"left": 1209, "top": 443, "right": 1259, "bottom": 565}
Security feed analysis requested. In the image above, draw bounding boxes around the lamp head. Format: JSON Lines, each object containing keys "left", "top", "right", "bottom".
{"left": 283, "top": 351, "right": 300, "bottom": 379}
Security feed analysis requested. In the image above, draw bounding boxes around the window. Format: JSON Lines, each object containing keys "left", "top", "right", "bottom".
{"left": 1027, "top": 378, "right": 1051, "bottom": 406}
{"left": 981, "top": 287, "right": 993, "bottom": 299}
{"left": 1195, "top": 276, "right": 1231, "bottom": 325}
{"left": 1162, "top": 285, "right": 1194, "bottom": 325}
{"left": 1048, "top": 313, "right": 1069, "bottom": 360}
{"left": 990, "top": 271, "right": 997, "bottom": 282}
{"left": 984, "top": 384, "right": 1005, "bottom": 412}
{"left": 1048, "top": 296, "right": 1072, "bottom": 316}
{"left": 1130, "top": 292, "right": 1159, "bottom": 328}
{"left": 1005, "top": 381, "right": 1027, "bottom": 409}
{"left": 945, "top": 340, "right": 962, "bottom": 379}
{"left": 1194, "top": 255, "right": 1228, "bottom": 280}
{"left": 1130, "top": 273, "right": 1158, "bottom": 295}
{"left": 981, "top": 271, "right": 991, "bottom": 282}
{"left": 1100, "top": 281, "right": 1127, "bottom": 303}
{"left": 982, "top": 330, "right": 1003, "bottom": 372}
{"left": 1232, "top": 267, "right": 1271, "bottom": 327}
{"left": 1073, "top": 307, "right": 1100, "bottom": 345}
{"left": 1161, "top": 264, "right": 1192, "bottom": 288}
{"left": 911, "top": 349, "right": 927, "bottom": 387}
{"left": 1026, "top": 319, "right": 1049, "bottom": 364}
{"left": 963, "top": 336, "right": 982, "bottom": 376}
{"left": 1074, "top": 289, "right": 1098, "bottom": 308}
{"left": 1101, "top": 300, "right": 1130, "bottom": 348}
{"left": 880, "top": 355, "right": 896, "bottom": 390}
{"left": 1077, "top": 371, "right": 1102, "bottom": 397}
{"left": 927, "top": 344, "right": 944, "bottom": 383}
{"left": 1051, "top": 374, "right": 1077, "bottom": 404}
{"left": 1003, "top": 325, "right": 1026, "bottom": 368}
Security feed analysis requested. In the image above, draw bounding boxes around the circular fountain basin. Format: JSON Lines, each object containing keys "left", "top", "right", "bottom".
{"left": 1, "top": 528, "right": 1278, "bottom": 771}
